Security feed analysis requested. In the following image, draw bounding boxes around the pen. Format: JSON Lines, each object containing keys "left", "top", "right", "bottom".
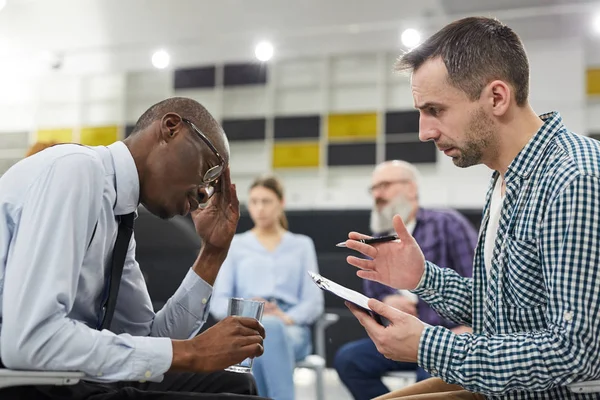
{"left": 335, "top": 234, "right": 399, "bottom": 248}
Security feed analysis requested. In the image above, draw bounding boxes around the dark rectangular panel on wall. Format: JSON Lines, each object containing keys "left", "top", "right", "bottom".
{"left": 222, "top": 118, "right": 266, "bottom": 141}
{"left": 385, "top": 141, "right": 436, "bottom": 163}
{"left": 274, "top": 115, "right": 320, "bottom": 139}
{"left": 328, "top": 143, "right": 376, "bottom": 166}
{"left": 125, "top": 125, "right": 136, "bottom": 138}
{"left": 385, "top": 110, "right": 419, "bottom": 135}
{"left": 224, "top": 63, "right": 268, "bottom": 86}
{"left": 174, "top": 66, "right": 216, "bottom": 89}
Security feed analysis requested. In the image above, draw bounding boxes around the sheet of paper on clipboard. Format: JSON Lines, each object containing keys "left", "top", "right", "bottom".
{"left": 309, "top": 271, "right": 390, "bottom": 326}
{"left": 308, "top": 271, "right": 373, "bottom": 310}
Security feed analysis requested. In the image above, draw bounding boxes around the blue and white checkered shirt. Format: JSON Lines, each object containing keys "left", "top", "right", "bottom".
{"left": 413, "top": 112, "right": 600, "bottom": 399}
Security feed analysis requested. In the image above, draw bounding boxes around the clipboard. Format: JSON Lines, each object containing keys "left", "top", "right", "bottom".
{"left": 309, "top": 271, "right": 390, "bottom": 326}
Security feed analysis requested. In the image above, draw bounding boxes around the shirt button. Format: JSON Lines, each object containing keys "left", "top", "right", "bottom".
{"left": 431, "top": 368, "right": 438, "bottom": 375}
{"left": 145, "top": 370, "right": 152, "bottom": 378}
{"left": 97, "top": 372, "right": 103, "bottom": 377}
{"left": 201, "top": 298, "right": 208, "bottom": 305}
{"left": 564, "top": 311, "right": 574, "bottom": 322}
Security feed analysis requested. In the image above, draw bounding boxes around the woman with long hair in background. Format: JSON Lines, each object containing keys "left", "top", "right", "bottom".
{"left": 211, "top": 174, "right": 324, "bottom": 400}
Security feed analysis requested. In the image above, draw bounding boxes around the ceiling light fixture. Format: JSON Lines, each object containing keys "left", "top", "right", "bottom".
{"left": 401, "top": 28, "right": 421, "bottom": 49}
{"left": 255, "top": 41, "right": 274, "bottom": 62}
{"left": 152, "top": 50, "right": 170, "bottom": 69}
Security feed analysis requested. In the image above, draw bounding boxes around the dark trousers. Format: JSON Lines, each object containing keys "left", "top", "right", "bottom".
{"left": 0, "top": 369, "right": 270, "bottom": 400}
{"left": 334, "top": 338, "right": 430, "bottom": 400}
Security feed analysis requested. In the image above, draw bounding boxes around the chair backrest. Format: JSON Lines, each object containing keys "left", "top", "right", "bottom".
{"left": 134, "top": 206, "right": 200, "bottom": 305}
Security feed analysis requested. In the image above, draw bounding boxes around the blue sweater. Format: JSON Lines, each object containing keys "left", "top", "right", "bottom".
{"left": 211, "top": 231, "right": 324, "bottom": 325}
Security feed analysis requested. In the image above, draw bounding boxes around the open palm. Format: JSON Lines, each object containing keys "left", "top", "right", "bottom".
{"left": 345, "top": 215, "right": 426, "bottom": 290}
{"left": 192, "top": 167, "right": 240, "bottom": 252}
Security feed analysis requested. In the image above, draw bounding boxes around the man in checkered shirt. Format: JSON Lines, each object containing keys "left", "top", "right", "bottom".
{"left": 342, "top": 16, "right": 600, "bottom": 400}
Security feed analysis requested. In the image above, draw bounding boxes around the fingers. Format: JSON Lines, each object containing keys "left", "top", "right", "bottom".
{"left": 218, "top": 168, "right": 239, "bottom": 214}
{"left": 229, "top": 183, "right": 239, "bottom": 213}
{"left": 218, "top": 167, "right": 232, "bottom": 204}
{"left": 345, "top": 240, "right": 378, "bottom": 259}
{"left": 348, "top": 231, "right": 372, "bottom": 240}
{"left": 236, "top": 335, "right": 264, "bottom": 348}
{"left": 236, "top": 317, "right": 266, "bottom": 339}
{"left": 346, "top": 302, "right": 384, "bottom": 333}
{"left": 356, "top": 269, "right": 381, "bottom": 282}
{"left": 240, "top": 343, "right": 264, "bottom": 359}
{"left": 346, "top": 255, "right": 376, "bottom": 270}
{"left": 393, "top": 214, "right": 412, "bottom": 241}
{"left": 368, "top": 298, "right": 401, "bottom": 321}
{"left": 191, "top": 208, "right": 202, "bottom": 219}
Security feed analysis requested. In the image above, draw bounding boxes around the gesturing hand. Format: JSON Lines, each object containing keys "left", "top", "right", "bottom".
{"left": 345, "top": 215, "right": 426, "bottom": 290}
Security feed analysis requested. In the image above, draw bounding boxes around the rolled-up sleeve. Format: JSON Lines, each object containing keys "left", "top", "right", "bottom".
{"left": 417, "top": 175, "right": 600, "bottom": 395}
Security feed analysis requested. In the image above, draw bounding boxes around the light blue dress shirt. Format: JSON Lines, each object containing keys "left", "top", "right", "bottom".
{"left": 0, "top": 142, "right": 212, "bottom": 383}
{"left": 211, "top": 231, "right": 324, "bottom": 325}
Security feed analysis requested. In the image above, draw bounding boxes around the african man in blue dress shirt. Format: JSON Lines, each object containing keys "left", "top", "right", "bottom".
{"left": 334, "top": 160, "right": 477, "bottom": 400}
{"left": 0, "top": 97, "right": 268, "bottom": 400}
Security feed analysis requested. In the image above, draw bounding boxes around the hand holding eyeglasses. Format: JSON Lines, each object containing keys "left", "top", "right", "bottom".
{"left": 192, "top": 167, "right": 240, "bottom": 255}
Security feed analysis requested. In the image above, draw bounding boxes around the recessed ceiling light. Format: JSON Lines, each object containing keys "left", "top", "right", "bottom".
{"left": 255, "top": 41, "right": 274, "bottom": 62}
{"left": 151, "top": 50, "right": 170, "bottom": 69}
{"left": 401, "top": 28, "right": 421, "bottom": 49}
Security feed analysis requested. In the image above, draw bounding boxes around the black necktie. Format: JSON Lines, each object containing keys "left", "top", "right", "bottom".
{"left": 99, "top": 212, "right": 135, "bottom": 331}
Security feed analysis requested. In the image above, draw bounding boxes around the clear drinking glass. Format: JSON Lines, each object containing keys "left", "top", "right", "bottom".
{"left": 224, "top": 298, "right": 265, "bottom": 373}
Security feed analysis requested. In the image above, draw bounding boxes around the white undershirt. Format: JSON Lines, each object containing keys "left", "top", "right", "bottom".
{"left": 484, "top": 177, "right": 505, "bottom": 278}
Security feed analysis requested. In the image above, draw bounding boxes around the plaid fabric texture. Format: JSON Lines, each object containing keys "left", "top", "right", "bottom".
{"left": 413, "top": 112, "right": 600, "bottom": 399}
{"left": 364, "top": 208, "right": 477, "bottom": 329}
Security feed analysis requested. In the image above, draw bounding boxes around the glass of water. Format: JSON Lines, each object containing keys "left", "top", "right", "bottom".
{"left": 225, "top": 297, "right": 265, "bottom": 373}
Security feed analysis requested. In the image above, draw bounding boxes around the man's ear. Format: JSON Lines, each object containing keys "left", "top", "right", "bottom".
{"left": 160, "top": 113, "right": 184, "bottom": 142}
{"left": 485, "top": 80, "right": 511, "bottom": 117}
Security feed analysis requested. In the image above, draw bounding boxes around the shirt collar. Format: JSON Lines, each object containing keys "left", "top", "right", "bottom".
{"left": 505, "top": 111, "right": 564, "bottom": 181}
{"left": 107, "top": 141, "right": 140, "bottom": 215}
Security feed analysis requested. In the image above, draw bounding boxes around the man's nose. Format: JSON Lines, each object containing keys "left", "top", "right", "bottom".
{"left": 419, "top": 114, "right": 440, "bottom": 142}
{"left": 371, "top": 186, "right": 385, "bottom": 197}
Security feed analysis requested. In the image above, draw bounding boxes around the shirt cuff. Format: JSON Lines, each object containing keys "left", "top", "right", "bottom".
{"left": 176, "top": 268, "right": 213, "bottom": 318}
{"left": 182, "top": 267, "right": 213, "bottom": 293}
{"left": 130, "top": 336, "right": 173, "bottom": 382}
{"left": 418, "top": 325, "right": 458, "bottom": 382}
{"left": 412, "top": 261, "right": 438, "bottom": 296}
{"left": 413, "top": 263, "right": 428, "bottom": 290}
{"left": 168, "top": 268, "right": 214, "bottom": 338}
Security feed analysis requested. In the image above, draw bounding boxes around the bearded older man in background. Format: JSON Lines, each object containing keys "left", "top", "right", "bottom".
{"left": 334, "top": 160, "right": 478, "bottom": 400}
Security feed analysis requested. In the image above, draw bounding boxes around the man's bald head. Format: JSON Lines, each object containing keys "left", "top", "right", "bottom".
{"left": 124, "top": 97, "right": 231, "bottom": 220}
{"left": 369, "top": 160, "right": 421, "bottom": 233}
{"left": 372, "top": 160, "right": 421, "bottom": 186}
{"left": 370, "top": 160, "right": 420, "bottom": 210}
{"left": 130, "top": 97, "right": 229, "bottom": 161}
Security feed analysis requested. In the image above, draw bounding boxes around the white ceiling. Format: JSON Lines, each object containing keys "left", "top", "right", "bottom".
{"left": 1, "top": 0, "right": 600, "bottom": 73}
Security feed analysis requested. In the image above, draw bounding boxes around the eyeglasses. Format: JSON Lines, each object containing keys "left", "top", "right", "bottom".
{"left": 368, "top": 179, "right": 412, "bottom": 194}
{"left": 182, "top": 118, "right": 226, "bottom": 204}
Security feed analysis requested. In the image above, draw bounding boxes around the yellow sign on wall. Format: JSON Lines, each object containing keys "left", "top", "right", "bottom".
{"left": 36, "top": 128, "right": 73, "bottom": 143}
{"left": 80, "top": 126, "right": 119, "bottom": 146}
{"left": 272, "top": 141, "right": 320, "bottom": 168}
{"left": 328, "top": 112, "right": 377, "bottom": 141}
{"left": 588, "top": 68, "right": 600, "bottom": 96}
